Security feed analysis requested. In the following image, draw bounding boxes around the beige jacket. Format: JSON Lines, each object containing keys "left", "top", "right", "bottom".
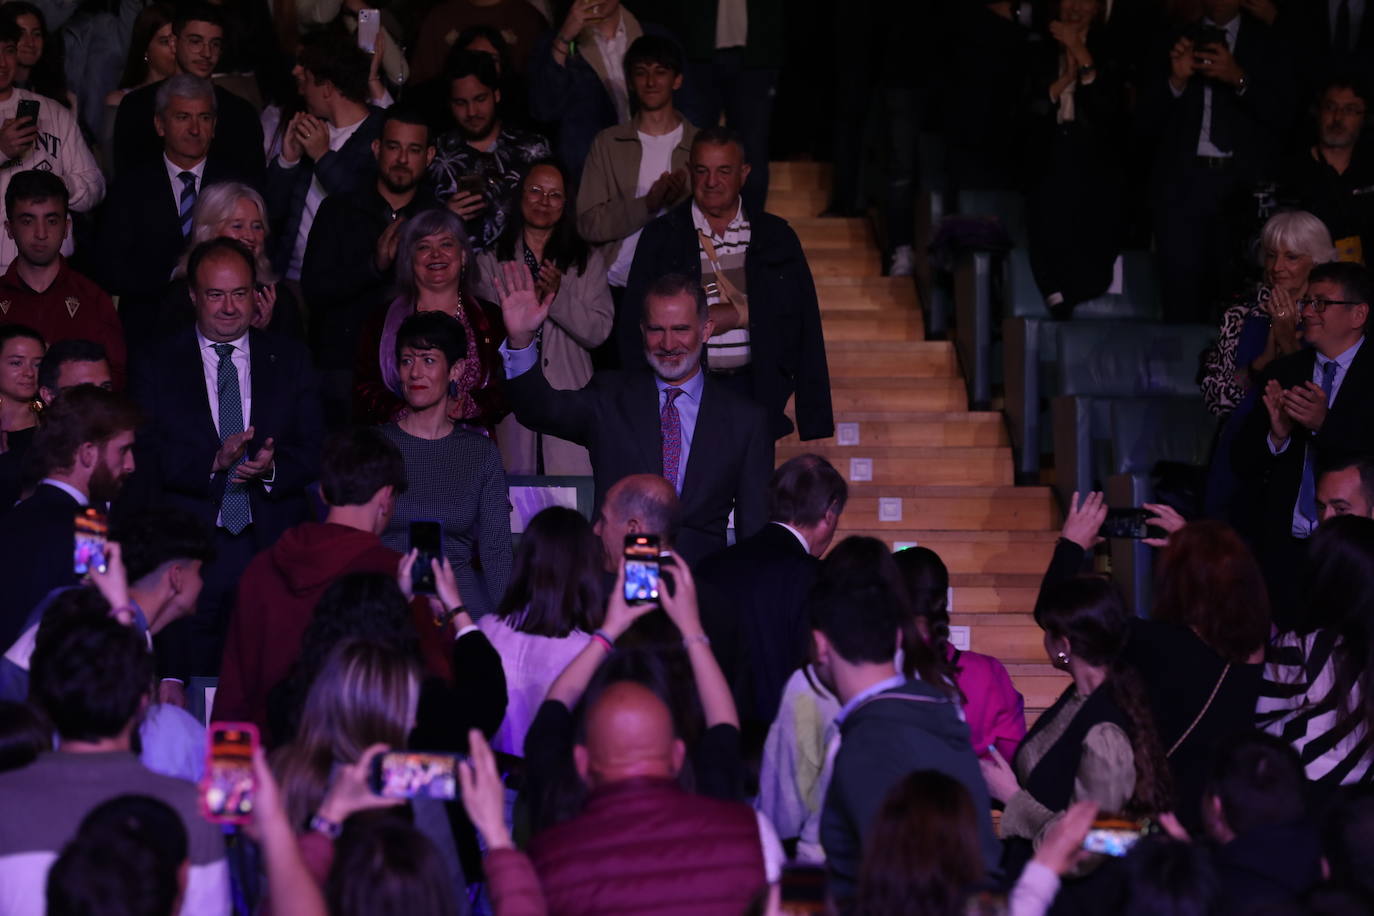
{"left": 575, "top": 118, "right": 697, "bottom": 265}
{"left": 477, "top": 241, "right": 614, "bottom": 474}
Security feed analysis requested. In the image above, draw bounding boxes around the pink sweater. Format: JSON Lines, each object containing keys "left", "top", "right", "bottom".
{"left": 948, "top": 644, "right": 1026, "bottom": 762}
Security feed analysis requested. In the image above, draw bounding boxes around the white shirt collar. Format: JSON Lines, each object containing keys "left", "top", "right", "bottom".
{"left": 691, "top": 200, "right": 748, "bottom": 237}
{"left": 39, "top": 478, "right": 88, "bottom": 506}
{"left": 773, "top": 521, "right": 811, "bottom": 554}
{"left": 196, "top": 328, "right": 249, "bottom": 355}
{"left": 163, "top": 154, "right": 207, "bottom": 184}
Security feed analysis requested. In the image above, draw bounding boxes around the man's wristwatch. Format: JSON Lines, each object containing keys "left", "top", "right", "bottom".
{"left": 435, "top": 604, "right": 467, "bottom": 628}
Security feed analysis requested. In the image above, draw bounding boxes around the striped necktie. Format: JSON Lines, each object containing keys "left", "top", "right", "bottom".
{"left": 660, "top": 387, "right": 684, "bottom": 492}
{"left": 178, "top": 171, "right": 197, "bottom": 237}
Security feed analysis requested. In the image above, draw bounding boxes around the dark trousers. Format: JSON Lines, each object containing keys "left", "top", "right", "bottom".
{"left": 1153, "top": 162, "right": 1249, "bottom": 323}
{"left": 681, "top": 48, "right": 778, "bottom": 218}
{"left": 154, "top": 525, "right": 259, "bottom": 679}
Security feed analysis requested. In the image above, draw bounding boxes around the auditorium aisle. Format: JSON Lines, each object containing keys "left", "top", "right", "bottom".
{"left": 768, "top": 162, "right": 1069, "bottom": 729}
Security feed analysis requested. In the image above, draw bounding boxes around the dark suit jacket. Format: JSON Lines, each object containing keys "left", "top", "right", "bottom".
{"left": 264, "top": 107, "right": 384, "bottom": 277}
{"left": 505, "top": 361, "right": 773, "bottom": 564}
{"left": 111, "top": 83, "right": 265, "bottom": 182}
{"left": 1278, "top": 0, "right": 1374, "bottom": 90}
{"left": 125, "top": 326, "right": 324, "bottom": 549}
{"left": 695, "top": 522, "right": 818, "bottom": 735}
{"left": 1234, "top": 339, "right": 1374, "bottom": 550}
{"left": 93, "top": 155, "right": 251, "bottom": 348}
{"left": 1136, "top": 13, "right": 1295, "bottom": 181}
{"left": 0, "top": 484, "right": 80, "bottom": 649}
{"left": 621, "top": 200, "right": 834, "bottom": 441}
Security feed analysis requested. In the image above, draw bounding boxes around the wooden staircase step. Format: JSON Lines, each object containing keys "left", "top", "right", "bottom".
{"left": 831, "top": 487, "right": 1056, "bottom": 531}
{"left": 828, "top": 377, "right": 968, "bottom": 412}
{"left": 825, "top": 340, "right": 957, "bottom": 378}
{"left": 834, "top": 530, "right": 1059, "bottom": 574}
{"left": 806, "top": 248, "right": 884, "bottom": 278}
{"left": 815, "top": 276, "right": 920, "bottom": 311}
{"left": 783, "top": 412, "right": 1008, "bottom": 447}
{"left": 951, "top": 614, "right": 1047, "bottom": 660}
{"left": 778, "top": 444, "right": 1014, "bottom": 487}
{"left": 791, "top": 218, "right": 875, "bottom": 249}
{"left": 822, "top": 310, "right": 924, "bottom": 340}
{"left": 1002, "top": 665, "right": 1072, "bottom": 710}
{"left": 766, "top": 187, "right": 828, "bottom": 219}
{"left": 950, "top": 573, "right": 1047, "bottom": 613}
{"left": 769, "top": 161, "right": 833, "bottom": 190}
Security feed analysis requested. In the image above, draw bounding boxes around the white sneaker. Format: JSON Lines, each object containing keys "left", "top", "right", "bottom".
{"left": 889, "top": 245, "right": 915, "bottom": 277}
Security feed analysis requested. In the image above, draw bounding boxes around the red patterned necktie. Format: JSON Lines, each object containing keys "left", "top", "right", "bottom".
{"left": 660, "top": 387, "right": 684, "bottom": 490}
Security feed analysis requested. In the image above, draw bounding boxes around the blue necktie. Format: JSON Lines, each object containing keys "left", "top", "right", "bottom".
{"left": 178, "top": 171, "right": 197, "bottom": 237}
{"left": 1298, "top": 358, "right": 1341, "bottom": 528}
{"left": 214, "top": 343, "right": 251, "bottom": 534}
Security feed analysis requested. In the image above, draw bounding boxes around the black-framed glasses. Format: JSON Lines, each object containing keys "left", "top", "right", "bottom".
{"left": 1298, "top": 296, "right": 1363, "bottom": 312}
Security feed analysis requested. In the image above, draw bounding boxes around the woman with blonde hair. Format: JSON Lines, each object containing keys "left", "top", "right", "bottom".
{"left": 158, "top": 181, "right": 304, "bottom": 338}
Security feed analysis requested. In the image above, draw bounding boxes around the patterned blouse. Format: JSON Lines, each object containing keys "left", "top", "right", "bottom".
{"left": 1200, "top": 286, "right": 1274, "bottom": 417}
{"left": 426, "top": 126, "right": 553, "bottom": 252}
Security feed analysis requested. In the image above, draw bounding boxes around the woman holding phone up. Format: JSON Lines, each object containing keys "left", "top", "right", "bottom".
{"left": 377, "top": 310, "right": 512, "bottom": 620}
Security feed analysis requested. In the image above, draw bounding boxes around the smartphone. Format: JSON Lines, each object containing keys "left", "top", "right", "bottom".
{"left": 16, "top": 98, "right": 38, "bottom": 126}
{"left": 1098, "top": 508, "right": 1160, "bottom": 540}
{"left": 455, "top": 174, "right": 484, "bottom": 197}
{"left": 623, "top": 533, "right": 661, "bottom": 604}
{"left": 356, "top": 8, "right": 380, "bottom": 53}
{"left": 1082, "top": 816, "right": 1145, "bottom": 857}
{"left": 409, "top": 520, "right": 442, "bottom": 596}
{"left": 1189, "top": 24, "right": 1227, "bottom": 50}
{"left": 73, "top": 508, "right": 109, "bottom": 576}
{"left": 369, "top": 750, "right": 465, "bottom": 800}
{"left": 200, "top": 723, "right": 258, "bottom": 824}
{"left": 779, "top": 863, "right": 827, "bottom": 915}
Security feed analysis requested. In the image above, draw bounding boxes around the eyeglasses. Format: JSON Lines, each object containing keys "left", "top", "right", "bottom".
{"left": 1298, "top": 296, "right": 1363, "bottom": 312}
{"left": 1321, "top": 103, "right": 1367, "bottom": 118}
{"left": 524, "top": 185, "right": 565, "bottom": 203}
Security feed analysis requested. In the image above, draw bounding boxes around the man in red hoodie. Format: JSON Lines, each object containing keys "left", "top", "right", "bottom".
{"left": 214, "top": 427, "right": 409, "bottom": 732}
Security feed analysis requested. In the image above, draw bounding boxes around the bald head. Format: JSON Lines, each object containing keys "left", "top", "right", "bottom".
{"left": 594, "top": 474, "right": 681, "bottom": 571}
{"left": 574, "top": 681, "right": 685, "bottom": 787}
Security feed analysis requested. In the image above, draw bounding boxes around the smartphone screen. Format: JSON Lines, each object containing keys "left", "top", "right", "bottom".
{"left": 455, "top": 174, "right": 484, "bottom": 196}
{"left": 1098, "top": 508, "right": 1158, "bottom": 540}
{"left": 623, "top": 533, "right": 661, "bottom": 604}
{"left": 1082, "top": 817, "right": 1144, "bottom": 857}
{"left": 73, "top": 508, "right": 109, "bottom": 576}
{"left": 201, "top": 723, "right": 258, "bottom": 823}
{"left": 409, "top": 520, "right": 442, "bottom": 595}
{"left": 16, "top": 99, "right": 38, "bottom": 125}
{"left": 356, "top": 9, "right": 380, "bottom": 52}
{"left": 369, "top": 751, "right": 464, "bottom": 800}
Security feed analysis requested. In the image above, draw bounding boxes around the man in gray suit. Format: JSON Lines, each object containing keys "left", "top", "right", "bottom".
{"left": 495, "top": 264, "right": 772, "bottom": 565}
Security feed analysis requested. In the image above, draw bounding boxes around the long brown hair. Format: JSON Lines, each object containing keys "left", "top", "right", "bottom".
{"left": 1037, "top": 577, "right": 1174, "bottom": 815}
{"left": 855, "top": 770, "right": 984, "bottom": 916}
{"left": 1154, "top": 521, "right": 1270, "bottom": 662}
{"left": 273, "top": 639, "right": 420, "bottom": 829}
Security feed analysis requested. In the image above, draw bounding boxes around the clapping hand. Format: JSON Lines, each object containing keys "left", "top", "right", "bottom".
{"left": 232, "top": 437, "right": 276, "bottom": 484}
{"left": 644, "top": 169, "right": 687, "bottom": 213}
{"left": 293, "top": 113, "right": 330, "bottom": 161}
{"left": 1281, "top": 381, "right": 1329, "bottom": 433}
{"left": 251, "top": 283, "right": 277, "bottom": 330}
{"left": 1262, "top": 378, "right": 1294, "bottom": 445}
{"left": 492, "top": 260, "right": 553, "bottom": 349}
{"left": 535, "top": 260, "right": 563, "bottom": 303}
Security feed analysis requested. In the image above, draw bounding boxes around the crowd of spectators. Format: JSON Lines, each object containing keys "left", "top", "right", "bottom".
{"left": 0, "top": 1, "right": 1372, "bottom": 915}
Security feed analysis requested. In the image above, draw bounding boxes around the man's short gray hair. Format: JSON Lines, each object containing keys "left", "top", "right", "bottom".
{"left": 155, "top": 74, "right": 217, "bottom": 118}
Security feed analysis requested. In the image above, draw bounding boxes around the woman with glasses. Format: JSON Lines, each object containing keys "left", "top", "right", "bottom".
{"left": 475, "top": 160, "right": 612, "bottom": 474}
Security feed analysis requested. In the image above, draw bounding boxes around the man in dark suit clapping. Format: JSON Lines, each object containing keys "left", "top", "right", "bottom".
{"left": 124, "top": 237, "right": 323, "bottom": 678}
{"left": 496, "top": 263, "right": 772, "bottom": 565}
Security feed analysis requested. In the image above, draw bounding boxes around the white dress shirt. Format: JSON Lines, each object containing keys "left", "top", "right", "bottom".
{"left": 285, "top": 113, "right": 369, "bottom": 280}
{"left": 590, "top": 12, "right": 631, "bottom": 123}
{"left": 195, "top": 329, "right": 252, "bottom": 434}
{"left": 163, "top": 154, "right": 207, "bottom": 212}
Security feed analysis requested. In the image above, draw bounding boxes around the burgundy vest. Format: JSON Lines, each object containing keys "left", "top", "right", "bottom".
{"left": 528, "top": 776, "right": 767, "bottom": 915}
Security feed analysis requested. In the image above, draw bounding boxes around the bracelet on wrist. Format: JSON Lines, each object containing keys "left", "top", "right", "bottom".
{"left": 683, "top": 632, "right": 711, "bottom": 648}
{"left": 309, "top": 813, "right": 342, "bottom": 838}
{"left": 434, "top": 604, "right": 466, "bottom": 628}
{"left": 591, "top": 629, "right": 615, "bottom": 652}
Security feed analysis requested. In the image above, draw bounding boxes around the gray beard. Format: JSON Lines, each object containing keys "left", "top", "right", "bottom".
{"left": 644, "top": 344, "right": 703, "bottom": 382}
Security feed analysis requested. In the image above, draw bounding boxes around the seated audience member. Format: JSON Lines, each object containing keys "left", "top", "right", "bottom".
{"left": 814, "top": 537, "right": 998, "bottom": 903}
{"left": 377, "top": 311, "right": 511, "bottom": 619}
{"left": 99, "top": 3, "right": 176, "bottom": 169}
{"left": 0, "top": 613, "right": 228, "bottom": 915}
{"left": 621, "top": 127, "right": 832, "bottom": 441}
{"left": 478, "top": 505, "right": 603, "bottom": 756}
{"left": 477, "top": 159, "right": 613, "bottom": 474}
{"left": 95, "top": 75, "right": 252, "bottom": 349}
{"left": 302, "top": 109, "right": 438, "bottom": 429}
{"left": 0, "top": 19, "right": 102, "bottom": 275}
{"left": 1285, "top": 75, "right": 1374, "bottom": 265}
{"left": 0, "top": 386, "right": 137, "bottom": 649}
{"left": 498, "top": 269, "right": 772, "bottom": 565}
{"left": 46, "top": 795, "right": 188, "bottom": 916}
{"left": 895, "top": 546, "right": 1026, "bottom": 763}
{"left": 1259, "top": 515, "right": 1374, "bottom": 789}
{"left": 1202, "top": 731, "right": 1322, "bottom": 910}
{"left": 215, "top": 427, "right": 412, "bottom": 733}
{"left": 325, "top": 816, "right": 465, "bottom": 916}
{"left": 1234, "top": 262, "right": 1374, "bottom": 617}
{"left": 426, "top": 51, "right": 552, "bottom": 253}
{"left": 980, "top": 577, "right": 1172, "bottom": 883}
{"left": 161, "top": 181, "right": 303, "bottom": 340}
{"left": 354, "top": 208, "right": 506, "bottom": 432}
{"left": 127, "top": 238, "right": 323, "bottom": 680}
{"left": 854, "top": 770, "right": 993, "bottom": 915}
{"left": 2, "top": 4, "right": 68, "bottom": 110}
{"left": 1317, "top": 451, "right": 1374, "bottom": 522}
{"left": 1024, "top": 0, "right": 1127, "bottom": 317}
{"left": 695, "top": 453, "right": 846, "bottom": 747}
{"left": 0, "top": 322, "right": 42, "bottom": 459}
{"left": 266, "top": 30, "right": 384, "bottom": 284}
{"left": 110, "top": 3, "right": 264, "bottom": 181}
{"left": 407, "top": 0, "right": 548, "bottom": 86}
{"left": 529, "top": 0, "right": 677, "bottom": 179}
{"left": 577, "top": 33, "right": 694, "bottom": 348}
{"left": 0, "top": 171, "right": 125, "bottom": 384}
{"left": 527, "top": 679, "right": 771, "bottom": 913}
